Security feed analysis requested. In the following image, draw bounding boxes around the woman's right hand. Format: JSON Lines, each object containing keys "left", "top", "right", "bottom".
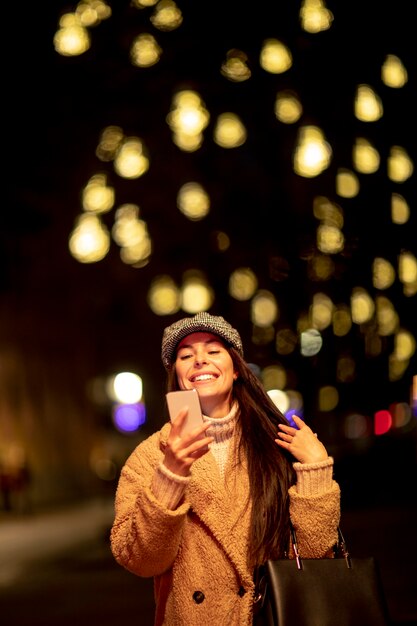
{"left": 163, "top": 408, "right": 214, "bottom": 477}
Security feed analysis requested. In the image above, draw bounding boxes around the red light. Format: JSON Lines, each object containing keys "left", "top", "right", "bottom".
{"left": 374, "top": 410, "right": 392, "bottom": 435}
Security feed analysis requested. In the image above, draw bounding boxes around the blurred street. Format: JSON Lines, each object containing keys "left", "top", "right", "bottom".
{"left": 0, "top": 497, "right": 416, "bottom": 626}
{"left": 0, "top": 497, "right": 155, "bottom": 626}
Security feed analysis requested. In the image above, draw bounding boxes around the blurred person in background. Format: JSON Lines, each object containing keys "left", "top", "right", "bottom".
{"left": 110, "top": 312, "right": 340, "bottom": 626}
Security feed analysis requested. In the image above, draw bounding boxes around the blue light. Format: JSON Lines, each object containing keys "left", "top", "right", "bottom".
{"left": 285, "top": 408, "right": 304, "bottom": 428}
{"left": 113, "top": 403, "right": 146, "bottom": 433}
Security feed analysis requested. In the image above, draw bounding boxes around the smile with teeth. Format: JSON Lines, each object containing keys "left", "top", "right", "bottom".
{"left": 191, "top": 374, "right": 217, "bottom": 382}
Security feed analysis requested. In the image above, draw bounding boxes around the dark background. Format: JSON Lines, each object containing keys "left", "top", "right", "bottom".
{"left": 2, "top": 1, "right": 417, "bottom": 624}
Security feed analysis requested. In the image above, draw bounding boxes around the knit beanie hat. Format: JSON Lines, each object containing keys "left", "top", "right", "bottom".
{"left": 161, "top": 311, "right": 243, "bottom": 370}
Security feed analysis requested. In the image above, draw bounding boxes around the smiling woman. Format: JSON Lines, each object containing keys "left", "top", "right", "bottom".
{"left": 110, "top": 311, "right": 340, "bottom": 626}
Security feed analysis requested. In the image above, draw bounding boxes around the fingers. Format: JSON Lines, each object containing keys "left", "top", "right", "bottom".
{"left": 165, "top": 415, "right": 213, "bottom": 476}
{"left": 169, "top": 408, "right": 211, "bottom": 449}
{"left": 276, "top": 432, "right": 292, "bottom": 443}
{"left": 277, "top": 415, "right": 303, "bottom": 430}
{"left": 169, "top": 406, "right": 188, "bottom": 433}
{"left": 164, "top": 433, "right": 213, "bottom": 476}
{"left": 292, "top": 415, "right": 305, "bottom": 428}
{"left": 276, "top": 420, "right": 294, "bottom": 437}
{"left": 178, "top": 423, "right": 212, "bottom": 451}
{"left": 186, "top": 435, "right": 213, "bottom": 459}
{"left": 277, "top": 415, "right": 313, "bottom": 436}
{"left": 275, "top": 417, "right": 329, "bottom": 463}
{"left": 289, "top": 416, "right": 317, "bottom": 437}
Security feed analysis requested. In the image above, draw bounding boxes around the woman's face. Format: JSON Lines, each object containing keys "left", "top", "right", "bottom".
{"left": 174, "top": 332, "right": 237, "bottom": 417}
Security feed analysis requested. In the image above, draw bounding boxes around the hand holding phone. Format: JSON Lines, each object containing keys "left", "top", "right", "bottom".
{"left": 166, "top": 389, "right": 205, "bottom": 439}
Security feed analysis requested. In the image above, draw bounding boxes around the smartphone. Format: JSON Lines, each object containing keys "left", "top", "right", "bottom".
{"left": 166, "top": 389, "right": 204, "bottom": 438}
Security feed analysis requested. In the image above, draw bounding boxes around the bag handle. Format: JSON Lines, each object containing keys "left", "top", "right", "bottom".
{"left": 336, "top": 525, "right": 352, "bottom": 568}
{"left": 289, "top": 522, "right": 302, "bottom": 569}
{"left": 289, "top": 521, "right": 352, "bottom": 570}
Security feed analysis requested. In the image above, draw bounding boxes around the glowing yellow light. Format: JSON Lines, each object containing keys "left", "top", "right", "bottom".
{"left": 260, "top": 39, "right": 292, "bottom": 74}
{"left": 293, "top": 126, "right": 332, "bottom": 177}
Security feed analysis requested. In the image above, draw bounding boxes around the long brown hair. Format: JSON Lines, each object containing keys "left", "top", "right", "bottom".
{"left": 166, "top": 344, "right": 296, "bottom": 566}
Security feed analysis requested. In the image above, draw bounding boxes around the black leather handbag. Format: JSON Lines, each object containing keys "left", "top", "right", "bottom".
{"left": 253, "top": 525, "right": 391, "bottom": 626}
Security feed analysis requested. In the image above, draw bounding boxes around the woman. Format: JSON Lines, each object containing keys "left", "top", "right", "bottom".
{"left": 110, "top": 312, "right": 340, "bottom": 626}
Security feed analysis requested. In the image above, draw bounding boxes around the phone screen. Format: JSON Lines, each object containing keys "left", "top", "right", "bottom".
{"left": 166, "top": 389, "right": 204, "bottom": 438}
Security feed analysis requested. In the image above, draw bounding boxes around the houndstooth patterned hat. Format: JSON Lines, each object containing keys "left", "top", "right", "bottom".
{"left": 161, "top": 311, "right": 243, "bottom": 370}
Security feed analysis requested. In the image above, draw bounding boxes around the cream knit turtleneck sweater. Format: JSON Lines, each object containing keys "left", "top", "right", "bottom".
{"left": 201, "top": 402, "right": 238, "bottom": 480}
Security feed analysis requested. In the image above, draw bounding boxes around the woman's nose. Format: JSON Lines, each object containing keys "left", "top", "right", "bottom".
{"left": 193, "top": 352, "right": 207, "bottom": 366}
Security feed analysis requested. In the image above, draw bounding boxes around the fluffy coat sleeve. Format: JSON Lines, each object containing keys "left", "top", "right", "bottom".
{"left": 110, "top": 428, "right": 190, "bottom": 577}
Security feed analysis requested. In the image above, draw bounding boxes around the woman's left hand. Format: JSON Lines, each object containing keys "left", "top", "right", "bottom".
{"left": 275, "top": 415, "right": 329, "bottom": 464}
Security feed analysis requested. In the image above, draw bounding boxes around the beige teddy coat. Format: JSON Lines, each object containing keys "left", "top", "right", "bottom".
{"left": 110, "top": 423, "right": 340, "bottom": 626}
